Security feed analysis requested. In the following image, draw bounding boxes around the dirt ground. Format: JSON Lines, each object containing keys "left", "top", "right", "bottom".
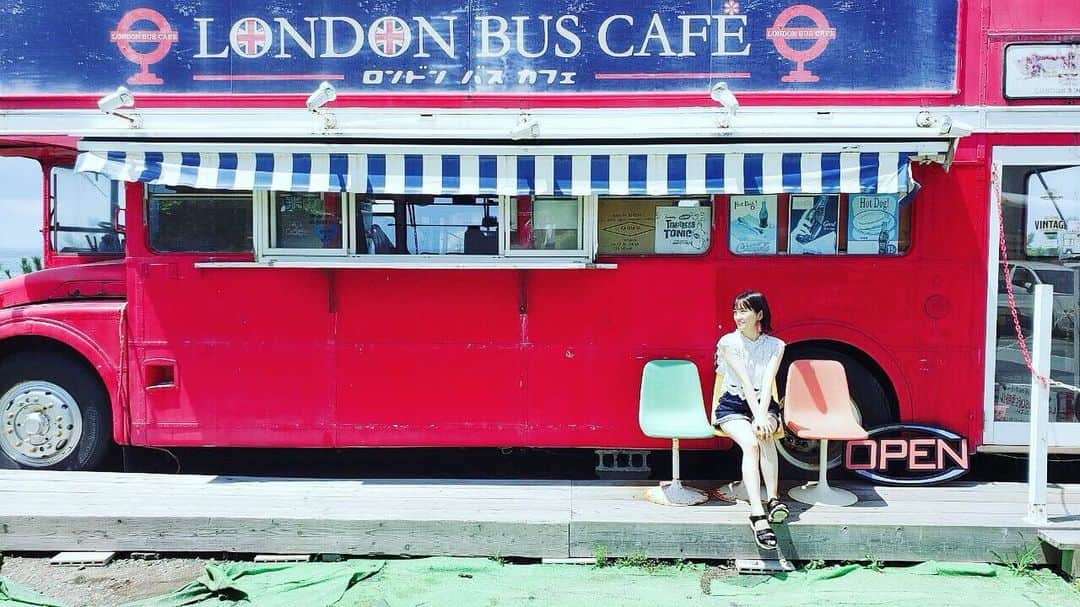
{"left": 1, "top": 556, "right": 210, "bottom": 607}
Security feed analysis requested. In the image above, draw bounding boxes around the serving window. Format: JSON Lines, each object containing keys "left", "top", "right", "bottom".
{"left": 254, "top": 193, "right": 592, "bottom": 263}
{"left": 726, "top": 193, "right": 913, "bottom": 256}
{"left": 356, "top": 195, "right": 500, "bottom": 255}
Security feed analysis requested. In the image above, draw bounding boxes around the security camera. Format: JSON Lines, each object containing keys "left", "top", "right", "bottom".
{"left": 709, "top": 82, "right": 739, "bottom": 114}
{"left": 97, "top": 86, "right": 141, "bottom": 128}
{"left": 510, "top": 115, "right": 540, "bottom": 140}
{"left": 306, "top": 81, "right": 337, "bottom": 111}
{"left": 97, "top": 86, "right": 135, "bottom": 113}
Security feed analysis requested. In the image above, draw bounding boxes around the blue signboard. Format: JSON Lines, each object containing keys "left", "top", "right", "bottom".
{"left": 0, "top": 1, "right": 958, "bottom": 95}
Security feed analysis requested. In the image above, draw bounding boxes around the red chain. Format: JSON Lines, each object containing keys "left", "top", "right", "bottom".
{"left": 994, "top": 164, "right": 1051, "bottom": 388}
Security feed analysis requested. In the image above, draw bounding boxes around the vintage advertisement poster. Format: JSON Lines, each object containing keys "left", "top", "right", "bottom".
{"left": 597, "top": 198, "right": 659, "bottom": 254}
{"left": 848, "top": 194, "right": 899, "bottom": 254}
{"left": 789, "top": 195, "right": 838, "bottom": 254}
{"left": 729, "top": 195, "right": 778, "bottom": 254}
{"left": 1004, "top": 43, "right": 1080, "bottom": 99}
{"left": 1025, "top": 165, "right": 1080, "bottom": 257}
{"left": 655, "top": 206, "right": 710, "bottom": 254}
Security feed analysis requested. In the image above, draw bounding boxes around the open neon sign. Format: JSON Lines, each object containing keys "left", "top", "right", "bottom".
{"left": 844, "top": 424, "right": 969, "bottom": 486}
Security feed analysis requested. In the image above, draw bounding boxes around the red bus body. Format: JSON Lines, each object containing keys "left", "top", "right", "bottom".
{"left": 1, "top": 0, "right": 1078, "bottom": 466}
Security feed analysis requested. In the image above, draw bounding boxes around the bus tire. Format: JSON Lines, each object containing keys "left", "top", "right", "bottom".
{"left": 0, "top": 352, "right": 113, "bottom": 471}
{"left": 774, "top": 347, "right": 893, "bottom": 480}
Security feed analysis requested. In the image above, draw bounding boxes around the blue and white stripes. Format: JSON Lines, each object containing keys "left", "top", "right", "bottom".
{"left": 76, "top": 149, "right": 920, "bottom": 195}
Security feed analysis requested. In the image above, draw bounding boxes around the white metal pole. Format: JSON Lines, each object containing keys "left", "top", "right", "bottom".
{"left": 1026, "top": 284, "right": 1052, "bottom": 524}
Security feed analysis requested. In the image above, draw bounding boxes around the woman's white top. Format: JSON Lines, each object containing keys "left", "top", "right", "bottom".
{"left": 715, "top": 331, "right": 785, "bottom": 400}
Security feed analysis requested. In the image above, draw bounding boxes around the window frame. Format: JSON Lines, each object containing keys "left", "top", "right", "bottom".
{"left": 259, "top": 191, "right": 351, "bottom": 257}
{"left": 254, "top": 193, "right": 595, "bottom": 264}
{"left": 984, "top": 145, "right": 1080, "bottom": 448}
{"left": 49, "top": 166, "right": 126, "bottom": 257}
{"left": 500, "top": 195, "right": 595, "bottom": 259}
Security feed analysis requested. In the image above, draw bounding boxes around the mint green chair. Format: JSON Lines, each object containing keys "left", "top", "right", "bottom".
{"left": 639, "top": 360, "right": 717, "bottom": 506}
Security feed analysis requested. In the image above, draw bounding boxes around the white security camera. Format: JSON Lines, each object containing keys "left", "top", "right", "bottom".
{"left": 710, "top": 82, "right": 739, "bottom": 114}
{"left": 710, "top": 82, "right": 739, "bottom": 129}
{"left": 97, "top": 86, "right": 135, "bottom": 113}
{"left": 97, "top": 86, "right": 141, "bottom": 128}
{"left": 306, "top": 81, "right": 337, "bottom": 111}
{"left": 510, "top": 114, "right": 540, "bottom": 140}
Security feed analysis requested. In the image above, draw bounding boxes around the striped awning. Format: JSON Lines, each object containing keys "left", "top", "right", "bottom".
{"left": 75, "top": 142, "right": 949, "bottom": 196}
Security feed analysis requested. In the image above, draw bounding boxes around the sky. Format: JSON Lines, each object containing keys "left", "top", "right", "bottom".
{"left": 0, "top": 157, "right": 44, "bottom": 251}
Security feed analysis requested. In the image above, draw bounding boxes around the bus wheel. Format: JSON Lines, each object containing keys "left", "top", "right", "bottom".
{"left": 774, "top": 348, "right": 892, "bottom": 479}
{"left": 0, "top": 352, "right": 112, "bottom": 471}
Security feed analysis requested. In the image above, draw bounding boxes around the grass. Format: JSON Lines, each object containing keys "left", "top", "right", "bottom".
{"left": 593, "top": 545, "right": 609, "bottom": 569}
{"left": 991, "top": 541, "right": 1042, "bottom": 577}
{"left": 614, "top": 551, "right": 663, "bottom": 572}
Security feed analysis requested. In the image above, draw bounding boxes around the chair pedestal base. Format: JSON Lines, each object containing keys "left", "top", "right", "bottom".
{"left": 721, "top": 480, "right": 768, "bottom": 503}
{"left": 787, "top": 438, "right": 859, "bottom": 506}
{"left": 645, "top": 480, "right": 708, "bottom": 506}
{"left": 788, "top": 482, "right": 858, "bottom": 506}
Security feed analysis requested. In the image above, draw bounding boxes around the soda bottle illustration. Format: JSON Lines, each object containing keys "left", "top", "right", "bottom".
{"left": 878, "top": 220, "right": 890, "bottom": 254}
{"left": 796, "top": 195, "right": 828, "bottom": 244}
{"left": 758, "top": 200, "right": 769, "bottom": 228}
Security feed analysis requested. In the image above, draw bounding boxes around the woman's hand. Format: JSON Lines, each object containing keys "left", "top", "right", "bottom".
{"left": 752, "top": 417, "right": 771, "bottom": 441}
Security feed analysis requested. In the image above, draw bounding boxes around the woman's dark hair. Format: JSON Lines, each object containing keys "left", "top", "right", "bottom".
{"left": 733, "top": 290, "right": 773, "bottom": 334}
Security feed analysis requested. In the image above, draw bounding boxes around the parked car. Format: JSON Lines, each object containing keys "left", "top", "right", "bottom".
{"left": 998, "top": 260, "right": 1079, "bottom": 338}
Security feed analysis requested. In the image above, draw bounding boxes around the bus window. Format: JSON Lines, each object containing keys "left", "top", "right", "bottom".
{"left": 509, "top": 196, "right": 583, "bottom": 253}
{"left": 49, "top": 167, "right": 124, "bottom": 255}
{"left": 354, "top": 195, "right": 500, "bottom": 255}
{"left": 147, "top": 186, "right": 253, "bottom": 253}
{"left": 597, "top": 196, "right": 712, "bottom": 255}
{"left": 993, "top": 162, "right": 1080, "bottom": 424}
{"left": 270, "top": 192, "right": 344, "bottom": 252}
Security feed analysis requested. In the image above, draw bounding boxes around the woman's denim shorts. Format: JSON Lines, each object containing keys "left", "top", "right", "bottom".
{"left": 713, "top": 391, "right": 781, "bottom": 428}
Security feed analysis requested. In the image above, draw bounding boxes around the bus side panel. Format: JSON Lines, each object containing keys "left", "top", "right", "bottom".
{"left": 333, "top": 270, "right": 528, "bottom": 446}
{"left": 524, "top": 262, "right": 719, "bottom": 448}
{"left": 130, "top": 263, "right": 336, "bottom": 447}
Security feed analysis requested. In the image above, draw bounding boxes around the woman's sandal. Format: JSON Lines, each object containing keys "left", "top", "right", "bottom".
{"left": 749, "top": 514, "right": 778, "bottom": 550}
{"left": 766, "top": 497, "right": 789, "bottom": 524}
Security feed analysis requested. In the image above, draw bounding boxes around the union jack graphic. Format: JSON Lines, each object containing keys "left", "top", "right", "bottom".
{"left": 371, "top": 17, "right": 410, "bottom": 57}
{"left": 232, "top": 18, "right": 270, "bottom": 58}
{"left": 724, "top": 0, "right": 741, "bottom": 15}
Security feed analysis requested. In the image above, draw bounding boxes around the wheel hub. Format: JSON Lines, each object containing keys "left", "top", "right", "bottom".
{"left": 1, "top": 381, "right": 82, "bottom": 467}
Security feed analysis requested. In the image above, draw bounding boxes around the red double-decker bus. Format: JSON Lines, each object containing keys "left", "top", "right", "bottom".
{"left": 1, "top": 0, "right": 1078, "bottom": 472}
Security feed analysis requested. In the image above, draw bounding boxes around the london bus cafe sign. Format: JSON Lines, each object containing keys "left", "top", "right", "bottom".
{"left": 0, "top": 1, "right": 959, "bottom": 95}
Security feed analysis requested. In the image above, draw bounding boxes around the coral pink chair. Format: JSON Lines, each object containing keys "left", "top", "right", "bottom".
{"left": 783, "top": 360, "right": 869, "bottom": 506}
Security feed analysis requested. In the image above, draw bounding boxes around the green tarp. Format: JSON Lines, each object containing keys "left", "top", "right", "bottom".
{"left": 708, "top": 561, "right": 1080, "bottom": 606}
{"left": 122, "top": 562, "right": 385, "bottom": 607}
{"left": 3, "top": 558, "right": 1080, "bottom": 607}
{"left": 0, "top": 578, "right": 67, "bottom": 607}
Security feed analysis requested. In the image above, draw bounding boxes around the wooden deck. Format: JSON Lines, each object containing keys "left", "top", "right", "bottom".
{"left": 1, "top": 471, "right": 1078, "bottom": 564}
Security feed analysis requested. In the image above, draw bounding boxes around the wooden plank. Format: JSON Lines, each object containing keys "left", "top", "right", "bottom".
{"left": 0, "top": 495, "right": 570, "bottom": 522}
{"left": 570, "top": 521, "right": 1058, "bottom": 563}
{"left": 0, "top": 517, "right": 569, "bottom": 558}
{"left": 1039, "top": 529, "right": 1080, "bottom": 549}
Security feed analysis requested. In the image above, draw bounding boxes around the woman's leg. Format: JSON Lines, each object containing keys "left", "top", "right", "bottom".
{"left": 720, "top": 418, "right": 765, "bottom": 516}
{"left": 760, "top": 429, "right": 780, "bottom": 501}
